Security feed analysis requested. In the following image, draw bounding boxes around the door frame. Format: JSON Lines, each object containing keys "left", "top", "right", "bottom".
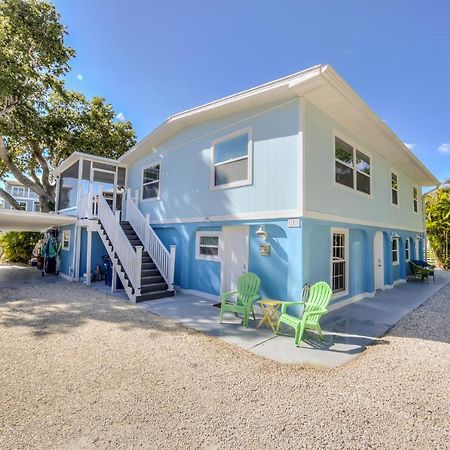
{"left": 220, "top": 225, "right": 249, "bottom": 292}
{"left": 90, "top": 167, "right": 118, "bottom": 211}
{"left": 373, "top": 231, "right": 384, "bottom": 290}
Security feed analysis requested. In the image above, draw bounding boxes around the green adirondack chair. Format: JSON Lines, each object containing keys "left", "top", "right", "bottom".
{"left": 219, "top": 272, "right": 261, "bottom": 328}
{"left": 276, "top": 281, "right": 332, "bottom": 346}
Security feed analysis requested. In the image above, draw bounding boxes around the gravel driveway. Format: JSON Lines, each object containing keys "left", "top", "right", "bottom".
{"left": 0, "top": 278, "right": 449, "bottom": 449}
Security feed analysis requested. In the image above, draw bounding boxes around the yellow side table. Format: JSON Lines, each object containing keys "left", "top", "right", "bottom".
{"left": 257, "top": 299, "right": 284, "bottom": 333}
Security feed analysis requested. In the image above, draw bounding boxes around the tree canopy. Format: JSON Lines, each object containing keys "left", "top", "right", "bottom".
{"left": 0, "top": 0, "right": 136, "bottom": 211}
{"left": 425, "top": 182, "right": 450, "bottom": 268}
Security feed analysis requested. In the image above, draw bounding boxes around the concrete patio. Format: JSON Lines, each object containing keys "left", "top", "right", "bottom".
{"left": 139, "top": 271, "right": 450, "bottom": 368}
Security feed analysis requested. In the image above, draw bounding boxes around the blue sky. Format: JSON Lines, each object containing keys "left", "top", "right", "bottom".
{"left": 54, "top": 0, "right": 450, "bottom": 183}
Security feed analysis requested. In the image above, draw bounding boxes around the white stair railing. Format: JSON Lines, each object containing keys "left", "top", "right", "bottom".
{"left": 125, "top": 189, "right": 176, "bottom": 290}
{"left": 98, "top": 193, "right": 142, "bottom": 294}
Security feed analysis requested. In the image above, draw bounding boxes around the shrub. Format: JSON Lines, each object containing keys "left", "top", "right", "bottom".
{"left": 0, "top": 232, "right": 42, "bottom": 263}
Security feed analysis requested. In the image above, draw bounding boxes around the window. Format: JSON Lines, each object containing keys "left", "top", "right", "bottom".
{"left": 62, "top": 230, "right": 71, "bottom": 251}
{"left": 405, "top": 238, "right": 410, "bottom": 262}
{"left": 12, "top": 186, "right": 26, "bottom": 197}
{"left": 212, "top": 129, "right": 252, "bottom": 189}
{"left": 195, "top": 231, "right": 221, "bottom": 261}
{"left": 413, "top": 187, "right": 418, "bottom": 213}
{"left": 331, "top": 229, "right": 348, "bottom": 294}
{"left": 142, "top": 164, "right": 160, "bottom": 200}
{"left": 33, "top": 202, "right": 40, "bottom": 212}
{"left": 18, "top": 201, "right": 27, "bottom": 211}
{"left": 58, "top": 161, "right": 79, "bottom": 210}
{"left": 392, "top": 237, "right": 399, "bottom": 265}
{"left": 335, "top": 136, "right": 371, "bottom": 195}
{"left": 391, "top": 173, "right": 399, "bottom": 206}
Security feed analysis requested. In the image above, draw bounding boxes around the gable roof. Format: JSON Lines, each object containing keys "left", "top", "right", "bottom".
{"left": 119, "top": 64, "right": 437, "bottom": 186}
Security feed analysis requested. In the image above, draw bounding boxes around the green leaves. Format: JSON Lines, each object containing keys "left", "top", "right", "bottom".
{"left": 0, "top": 0, "right": 136, "bottom": 210}
{"left": 426, "top": 186, "right": 450, "bottom": 268}
{"left": 0, "top": 231, "right": 41, "bottom": 263}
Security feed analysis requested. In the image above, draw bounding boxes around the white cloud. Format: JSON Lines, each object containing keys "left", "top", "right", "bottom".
{"left": 76, "top": 74, "right": 83, "bottom": 80}
{"left": 116, "top": 112, "right": 125, "bottom": 122}
{"left": 437, "top": 143, "right": 450, "bottom": 154}
{"left": 404, "top": 142, "right": 416, "bottom": 150}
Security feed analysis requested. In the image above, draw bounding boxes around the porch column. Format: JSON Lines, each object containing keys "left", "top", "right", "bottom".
{"left": 86, "top": 229, "right": 92, "bottom": 286}
{"left": 111, "top": 265, "right": 117, "bottom": 293}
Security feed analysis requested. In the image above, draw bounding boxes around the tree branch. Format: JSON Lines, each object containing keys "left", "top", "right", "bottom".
{"left": 29, "top": 140, "right": 52, "bottom": 191}
{"left": 0, "top": 137, "right": 51, "bottom": 200}
{"left": 0, "top": 186, "right": 21, "bottom": 210}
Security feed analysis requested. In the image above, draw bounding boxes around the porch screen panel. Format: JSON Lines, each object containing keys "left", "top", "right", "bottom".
{"left": 58, "top": 161, "right": 79, "bottom": 210}
{"left": 332, "top": 232, "right": 346, "bottom": 293}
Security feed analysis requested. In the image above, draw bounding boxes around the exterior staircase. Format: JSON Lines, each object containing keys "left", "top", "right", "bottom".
{"left": 98, "top": 220, "right": 174, "bottom": 302}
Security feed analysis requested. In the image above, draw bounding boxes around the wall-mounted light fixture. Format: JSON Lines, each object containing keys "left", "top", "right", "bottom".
{"left": 256, "top": 225, "right": 268, "bottom": 242}
{"left": 390, "top": 232, "right": 400, "bottom": 242}
{"left": 416, "top": 234, "right": 422, "bottom": 241}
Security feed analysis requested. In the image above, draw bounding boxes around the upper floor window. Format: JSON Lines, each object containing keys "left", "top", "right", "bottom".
{"left": 335, "top": 136, "right": 371, "bottom": 195}
{"left": 391, "top": 173, "right": 399, "bottom": 206}
{"left": 413, "top": 187, "right": 418, "bottom": 213}
{"left": 392, "top": 237, "right": 399, "bottom": 265}
{"left": 12, "top": 186, "right": 26, "bottom": 197}
{"left": 212, "top": 129, "right": 252, "bottom": 189}
{"left": 142, "top": 164, "right": 160, "bottom": 200}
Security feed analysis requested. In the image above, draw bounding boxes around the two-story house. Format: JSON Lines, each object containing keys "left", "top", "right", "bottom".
{"left": 1, "top": 179, "right": 41, "bottom": 212}
{"left": 55, "top": 64, "right": 438, "bottom": 309}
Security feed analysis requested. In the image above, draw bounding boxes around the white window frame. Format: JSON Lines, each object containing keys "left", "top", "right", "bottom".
{"left": 62, "top": 230, "right": 71, "bottom": 251}
{"left": 333, "top": 132, "right": 372, "bottom": 198}
{"left": 12, "top": 186, "right": 26, "bottom": 198}
{"left": 392, "top": 237, "right": 399, "bottom": 266}
{"left": 141, "top": 162, "right": 161, "bottom": 202}
{"left": 405, "top": 238, "right": 410, "bottom": 262}
{"left": 330, "top": 227, "right": 349, "bottom": 299}
{"left": 413, "top": 186, "right": 419, "bottom": 214}
{"left": 210, "top": 127, "right": 253, "bottom": 191}
{"left": 195, "top": 231, "right": 222, "bottom": 262}
{"left": 391, "top": 171, "right": 399, "bottom": 207}
{"left": 17, "top": 201, "right": 27, "bottom": 211}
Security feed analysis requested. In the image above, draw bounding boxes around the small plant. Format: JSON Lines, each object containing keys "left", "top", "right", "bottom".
{"left": 0, "top": 232, "right": 42, "bottom": 263}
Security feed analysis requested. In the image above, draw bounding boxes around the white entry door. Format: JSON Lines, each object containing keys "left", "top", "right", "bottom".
{"left": 373, "top": 231, "right": 384, "bottom": 290}
{"left": 221, "top": 226, "right": 249, "bottom": 292}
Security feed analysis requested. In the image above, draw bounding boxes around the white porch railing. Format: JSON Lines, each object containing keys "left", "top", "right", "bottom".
{"left": 125, "top": 189, "right": 176, "bottom": 290}
{"left": 98, "top": 193, "right": 142, "bottom": 294}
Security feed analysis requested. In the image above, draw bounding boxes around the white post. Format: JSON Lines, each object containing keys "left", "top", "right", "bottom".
{"left": 168, "top": 245, "right": 176, "bottom": 291}
{"left": 115, "top": 210, "right": 121, "bottom": 224}
{"left": 88, "top": 183, "right": 94, "bottom": 218}
{"left": 135, "top": 189, "right": 139, "bottom": 204}
{"left": 135, "top": 246, "right": 143, "bottom": 293}
{"left": 86, "top": 229, "right": 92, "bottom": 286}
{"left": 111, "top": 265, "right": 117, "bottom": 292}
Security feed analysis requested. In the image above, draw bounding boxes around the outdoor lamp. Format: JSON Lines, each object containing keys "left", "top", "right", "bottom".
{"left": 416, "top": 234, "right": 422, "bottom": 240}
{"left": 390, "top": 232, "right": 400, "bottom": 241}
{"left": 256, "top": 225, "right": 268, "bottom": 242}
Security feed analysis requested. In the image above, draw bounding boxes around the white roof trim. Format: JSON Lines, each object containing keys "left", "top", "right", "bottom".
{"left": 117, "top": 64, "right": 438, "bottom": 185}
{"left": 54, "top": 152, "right": 126, "bottom": 176}
{"left": 0, "top": 209, "right": 76, "bottom": 232}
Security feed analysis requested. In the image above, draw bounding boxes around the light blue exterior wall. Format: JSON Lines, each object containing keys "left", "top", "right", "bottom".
{"left": 79, "top": 229, "right": 108, "bottom": 277}
{"left": 58, "top": 224, "right": 76, "bottom": 277}
{"left": 127, "top": 99, "right": 301, "bottom": 223}
{"left": 302, "top": 217, "right": 424, "bottom": 306}
{"left": 152, "top": 218, "right": 302, "bottom": 301}
{"left": 304, "top": 100, "right": 423, "bottom": 231}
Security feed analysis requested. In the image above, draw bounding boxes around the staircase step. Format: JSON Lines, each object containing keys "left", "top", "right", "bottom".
{"left": 142, "top": 256, "right": 153, "bottom": 263}
{"left": 141, "top": 262, "right": 157, "bottom": 270}
{"left": 141, "top": 275, "right": 164, "bottom": 285}
{"left": 140, "top": 282, "right": 168, "bottom": 293}
{"left": 141, "top": 269, "right": 160, "bottom": 277}
{"left": 135, "top": 290, "right": 175, "bottom": 302}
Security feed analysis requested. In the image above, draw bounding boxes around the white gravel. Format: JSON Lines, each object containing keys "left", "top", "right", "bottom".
{"left": 0, "top": 281, "right": 449, "bottom": 449}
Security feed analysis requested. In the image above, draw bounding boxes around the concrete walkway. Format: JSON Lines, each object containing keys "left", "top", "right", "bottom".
{"left": 140, "top": 272, "right": 450, "bottom": 368}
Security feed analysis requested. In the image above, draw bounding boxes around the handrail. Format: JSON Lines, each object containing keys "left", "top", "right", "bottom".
{"left": 98, "top": 194, "right": 142, "bottom": 293}
{"left": 125, "top": 190, "right": 175, "bottom": 290}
